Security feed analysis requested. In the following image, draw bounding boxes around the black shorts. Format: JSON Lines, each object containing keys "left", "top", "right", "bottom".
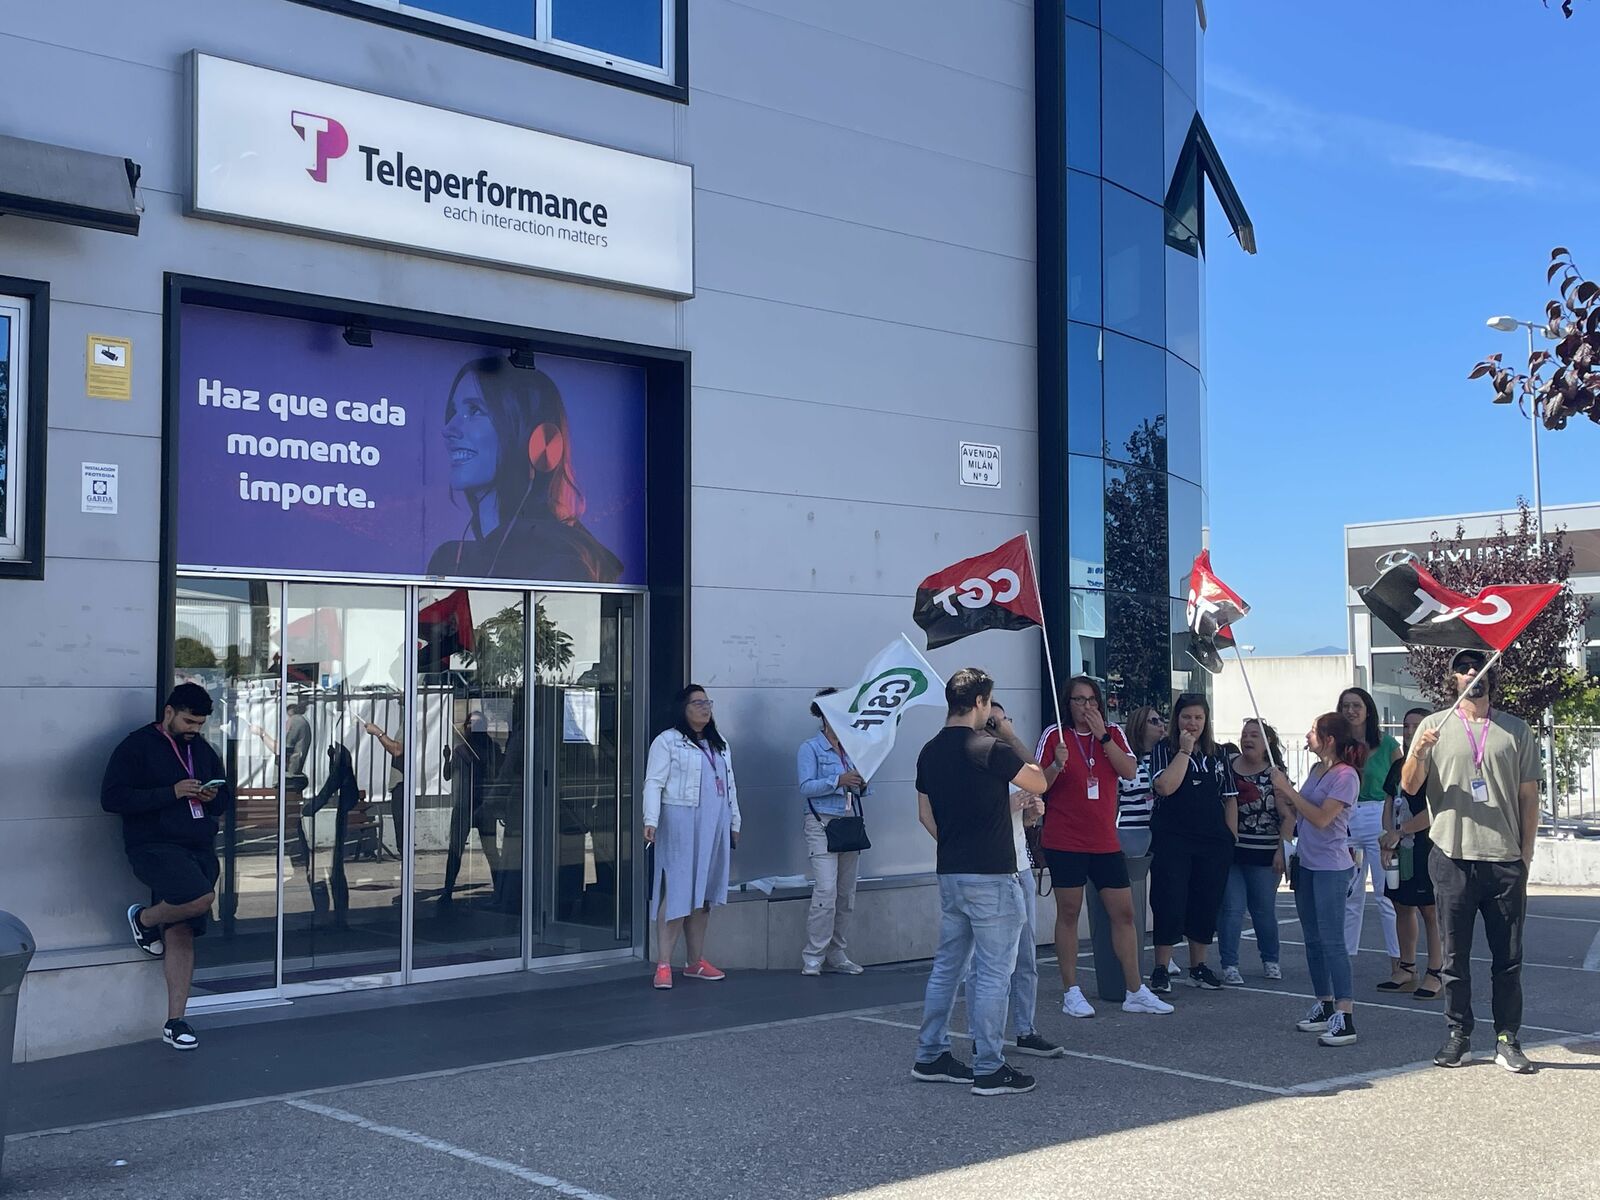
{"left": 1042, "top": 848, "right": 1130, "bottom": 891}
{"left": 127, "top": 843, "right": 219, "bottom": 935}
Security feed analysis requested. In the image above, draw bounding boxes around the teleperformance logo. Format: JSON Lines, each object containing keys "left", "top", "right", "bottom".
{"left": 846, "top": 669, "right": 930, "bottom": 731}
{"left": 289, "top": 111, "right": 348, "bottom": 183}
{"left": 285, "top": 108, "right": 611, "bottom": 245}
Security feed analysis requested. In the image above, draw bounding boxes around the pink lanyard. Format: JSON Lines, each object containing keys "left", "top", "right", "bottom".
{"left": 1456, "top": 708, "right": 1492, "bottom": 773}
{"left": 1070, "top": 728, "right": 1097, "bottom": 772}
{"left": 696, "top": 741, "right": 727, "bottom": 798}
{"left": 157, "top": 726, "right": 195, "bottom": 778}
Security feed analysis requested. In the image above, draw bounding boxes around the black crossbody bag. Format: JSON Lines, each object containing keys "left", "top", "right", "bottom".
{"left": 808, "top": 791, "right": 871, "bottom": 854}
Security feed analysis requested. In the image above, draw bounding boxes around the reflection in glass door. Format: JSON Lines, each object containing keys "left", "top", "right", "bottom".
{"left": 411, "top": 588, "right": 526, "bottom": 970}
{"left": 534, "top": 592, "right": 634, "bottom": 956}
{"left": 175, "top": 579, "right": 281, "bottom": 996}
{"left": 282, "top": 584, "right": 406, "bottom": 984}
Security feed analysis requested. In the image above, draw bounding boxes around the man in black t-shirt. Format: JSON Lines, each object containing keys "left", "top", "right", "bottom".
{"left": 912, "top": 668, "right": 1049, "bottom": 1096}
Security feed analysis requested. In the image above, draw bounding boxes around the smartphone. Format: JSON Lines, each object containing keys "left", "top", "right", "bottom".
{"left": 199, "top": 778, "right": 227, "bottom": 790}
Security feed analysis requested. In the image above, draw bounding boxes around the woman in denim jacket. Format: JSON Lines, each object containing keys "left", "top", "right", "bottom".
{"left": 643, "top": 684, "right": 741, "bottom": 990}
{"left": 796, "top": 688, "right": 870, "bottom": 976}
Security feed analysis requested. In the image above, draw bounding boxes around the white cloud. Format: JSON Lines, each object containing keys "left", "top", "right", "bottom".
{"left": 1206, "top": 66, "right": 1540, "bottom": 188}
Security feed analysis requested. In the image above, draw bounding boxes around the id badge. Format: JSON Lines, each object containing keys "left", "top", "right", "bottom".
{"left": 1470, "top": 777, "right": 1490, "bottom": 805}
{"left": 1086, "top": 776, "right": 1100, "bottom": 801}
{"left": 715, "top": 777, "right": 727, "bottom": 799}
{"left": 188, "top": 798, "right": 206, "bottom": 818}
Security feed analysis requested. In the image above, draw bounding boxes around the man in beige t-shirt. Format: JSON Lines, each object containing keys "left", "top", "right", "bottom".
{"left": 1401, "top": 649, "right": 1540, "bottom": 1074}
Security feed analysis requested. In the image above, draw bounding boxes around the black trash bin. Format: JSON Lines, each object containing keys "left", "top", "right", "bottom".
{"left": 0, "top": 911, "right": 36, "bottom": 1177}
{"left": 1086, "top": 855, "right": 1150, "bottom": 1003}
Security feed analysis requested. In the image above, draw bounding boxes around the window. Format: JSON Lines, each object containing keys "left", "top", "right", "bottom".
{"left": 1066, "top": 0, "right": 1099, "bottom": 22}
{"left": 1100, "top": 35, "right": 1165, "bottom": 203}
{"left": 1066, "top": 18, "right": 1101, "bottom": 175}
{"left": 1069, "top": 452, "right": 1105, "bottom": 593}
{"left": 1102, "top": 183, "right": 1165, "bottom": 345}
{"left": 1167, "top": 477, "right": 1203, "bottom": 599}
{"left": 0, "top": 280, "right": 45, "bottom": 580}
{"left": 1069, "top": 587, "right": 1107, "bottom": 682}
{"left": 298, "top": 0, "right": 678, "bottom": 88}
{"left": 1164, "top": 0, "right": 1199, "bottom": 100}
{"left": 1102, "top": 331, "right": 1165, "bottom": 469}
{"left": 1104, "top": 461, "right": 1167, "bottom": 597}
{"left": 1067, "top": 323, "right": 1104, "bottom": 457}
{"left": 1107, "top": 591, "right": 1169, "bottom": 713}
{"left": 1068, "top": 171, "right": 1102, "bottom": 324}
{"left": 1100, "top": 0, "right": 1162, "bottom": 64}
{"left": 1166, "top": 246, "right": 1201, "bottom": 372}
{"left": 1166, "top": 354, "right": 1202, "bottom": 483}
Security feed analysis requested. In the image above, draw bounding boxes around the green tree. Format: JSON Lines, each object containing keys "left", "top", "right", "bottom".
{"left": 1471, "top": 249, "right": 1600, "bottom": 429}
{"left": 457, "top": 600, "right": 575, "bottom": 686}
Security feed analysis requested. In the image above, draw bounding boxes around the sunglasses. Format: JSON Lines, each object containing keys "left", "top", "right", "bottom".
{"left": 1146, "top": 716, "right": 1166, "bottom": 725}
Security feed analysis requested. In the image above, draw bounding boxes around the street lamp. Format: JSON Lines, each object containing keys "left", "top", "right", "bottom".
{"left": 1485, "top": 314, "right": 1560, "bottom": 832}
{"left": 1484, "top": 316, "right": 1549, "bottom": 551}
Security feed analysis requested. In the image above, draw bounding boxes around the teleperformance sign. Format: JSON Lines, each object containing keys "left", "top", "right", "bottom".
{"left": 190, "top": 54, "right": 694, "bottom": 297}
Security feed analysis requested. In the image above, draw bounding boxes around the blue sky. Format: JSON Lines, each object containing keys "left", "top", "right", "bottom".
{"left": 1203, "top": 0, "right": 1598, "bottom": 654}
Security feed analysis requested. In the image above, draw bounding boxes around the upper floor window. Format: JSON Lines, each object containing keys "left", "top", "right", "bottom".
{"left": 0, "top": 279, "right": 47, "bottom": 580}
{"left": 302, "top": 0, "right": 678, "bottom": 90}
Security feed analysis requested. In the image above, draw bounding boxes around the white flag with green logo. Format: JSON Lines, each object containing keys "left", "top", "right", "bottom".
{"left": 813, "top": 635, "right": 946, "bottom": 784}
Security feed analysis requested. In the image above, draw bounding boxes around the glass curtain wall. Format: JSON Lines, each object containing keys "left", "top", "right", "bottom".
{"left": 1061, "top": 0, "right": 1210, "bottom": 716}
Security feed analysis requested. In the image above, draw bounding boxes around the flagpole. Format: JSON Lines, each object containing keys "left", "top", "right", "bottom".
{"left": 1024, "top": 531, "right": 1066, "bottom": 738}
{"left": 1230, "top": 640, "right": 1270, "bottom": 748}
{"left": 1451, "top": 650, "right": 1503, "bottom": 709}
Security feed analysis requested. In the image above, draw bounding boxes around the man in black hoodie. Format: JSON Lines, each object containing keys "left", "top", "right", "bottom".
{"left": 101, "top": 683, "right": 232, "bottom": 1050}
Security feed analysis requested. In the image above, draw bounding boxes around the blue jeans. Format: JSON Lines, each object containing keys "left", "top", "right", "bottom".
{"left": 919, "top": 874, "right": 1026, "bottom": 1074}
{"left": 1218, "top": 864, "right": 1281, "bottom": 969}
{"left": 1296, "top": 866, "right": 1356, "bottom": 1002}
{"left": 961, "top": 873, "right": 1040, "bottom": 1037}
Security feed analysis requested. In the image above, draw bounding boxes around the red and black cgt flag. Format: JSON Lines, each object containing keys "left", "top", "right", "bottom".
{"left": 418, "top": 588, "right": 477, "bottom": 673}
{"left": 913, "top": 534, "right": 1045, "bottom": 650}
{"left": 1359, "top": 560, "right": 1560, "bottom": 652}
{"left": 1185, "top": 551, "right": 1249, "bottom": 674}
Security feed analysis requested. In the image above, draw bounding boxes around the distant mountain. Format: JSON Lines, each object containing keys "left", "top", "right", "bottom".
{"left": 1300, "top": 645, "right": 1347, "bottom": 657}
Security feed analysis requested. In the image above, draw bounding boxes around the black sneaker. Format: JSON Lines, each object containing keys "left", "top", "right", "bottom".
{"left": 1318, "top": 1010, "right": 1358, "bottom": 1047}
{"left": 911, "top": 1051, "right": 974, "bottom": 1084}
{"left": 1494, "top": 1034, "right": 1533, "bottom": 1074}
{"left": 162, "top": 1019, "right": 199, "bottom": 1051}
{"left": 127, "top": 904, "right": 164, "bottom": 957}
{"left": 1434, "top": 1032, "right": 1472, "bottom": 1068}
{"left": 971, "top": 1063, "right": 1037, "bottom": 1096}
{"left": 1014, "top": 1032, "right": 1065, "bottom": 1058}
{"left": 1296, "top": 1000, "right": 1335, "bottom": 1033}
{"left": 1188, "top": 964, "right": 1224, "bottom": 990}
{"left": 1149, "top": 964, "right": 1173, "bottom": 995}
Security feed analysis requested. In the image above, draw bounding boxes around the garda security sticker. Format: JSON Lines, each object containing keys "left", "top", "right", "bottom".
{"left": 86, "top": 335, "right": 134, "bottom": 400}
{"left": 82, "top": 462, "right": 119, "bottom": 514}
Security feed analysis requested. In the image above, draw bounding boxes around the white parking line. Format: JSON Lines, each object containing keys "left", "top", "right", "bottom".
{"left": 1272, "top": 936, "right": 1595, "bottom": 974}
{"left": 851, "top": 1015, "right": 1293, "bottom": 1096}
{"left": 287, "top": 1099, "right": 615, "bottom": 1199}
{"left": 1585, "top": 928, "right": 1600, "bottom": 972}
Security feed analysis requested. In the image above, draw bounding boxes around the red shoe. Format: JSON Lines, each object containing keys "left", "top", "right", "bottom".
{"left": 652, "top": 963, "right": 673, "bottom": 990}
{"left": 683, "top": 959, "right": 726, "bottom": 981}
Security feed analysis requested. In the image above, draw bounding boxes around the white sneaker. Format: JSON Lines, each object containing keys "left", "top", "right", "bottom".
{"left": 1263, "top": 962, "right": 1282, "bottom": 980}
{"left": 1222, "top": 966, "right": 1245, "bottom": 986}
{"left": 1121, "top": 985, "right": 1175, "bottom": 1015}
{"left": 1061, "top": 986, "right": 1096, "bottom": 1018}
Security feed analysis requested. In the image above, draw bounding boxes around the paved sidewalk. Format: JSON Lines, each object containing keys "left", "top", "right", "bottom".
{"left": 7, "top": 891, "right": 1599, "bottom": 1200}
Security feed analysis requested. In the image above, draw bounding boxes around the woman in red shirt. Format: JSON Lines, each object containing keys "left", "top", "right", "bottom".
{"left": 1036, "top": 676, "right": 1175, "bottom": 1018}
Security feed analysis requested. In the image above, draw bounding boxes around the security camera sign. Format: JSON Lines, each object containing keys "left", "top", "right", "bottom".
{"left": 82, "top": 462, "right": 119, "bottom": 514}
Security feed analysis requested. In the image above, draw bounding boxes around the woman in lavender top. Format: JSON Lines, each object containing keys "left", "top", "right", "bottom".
{"left": 1270, "top": 713, "right": 1368, "bottom": 1047}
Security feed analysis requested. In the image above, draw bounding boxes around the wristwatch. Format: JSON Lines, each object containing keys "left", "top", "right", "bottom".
{"left": 1098, "top": 732, "right": 1113, "bottom": 745}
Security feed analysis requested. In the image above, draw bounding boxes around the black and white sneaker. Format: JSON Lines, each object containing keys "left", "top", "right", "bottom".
{"left": 1014, "top": 1032, "right": 1065, "bottom": 1058}
{"left": 1318, "top": 1010, "right": 1358, "bottom": 1046}
{"left": 162, "top": 1019, "right": 199, "bottom": 1051}
{"left": 971, "top": 1063, "right": 1037, "bottom": 1096}
{"left": 1188, "top": 964, "right": 1224, "bottom": 990}
{"left": 1296, "top": 1000, "right": 1335, "bottom": 1033}
{"left": 127, "top": 904, "right": 164, "bottom": 957}
{"left": 1148, "top": 964, "right": 1173, "bottom": 995}
{"left": 1434, "top": 1032, "right": 1472, "bottom": 1067}
{"left": 911, "top": 1051, "right": 974, "bottom": 1084}
{"left": 1494, "top": 1034, "right": 1533, "bottom": 1074}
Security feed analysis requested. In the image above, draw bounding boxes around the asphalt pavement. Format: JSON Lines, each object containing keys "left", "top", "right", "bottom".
{"left": 6, "top": 887, "right": 1599, "bottom": 1200}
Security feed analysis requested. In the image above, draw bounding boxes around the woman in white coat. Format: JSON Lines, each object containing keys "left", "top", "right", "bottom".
{"left": 644, "top": 684, "right": 742, "bottom": 989}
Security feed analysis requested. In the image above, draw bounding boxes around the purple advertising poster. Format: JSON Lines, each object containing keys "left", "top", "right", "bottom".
{"left": 175, "top": 304, "right": 647, "bottom": 585}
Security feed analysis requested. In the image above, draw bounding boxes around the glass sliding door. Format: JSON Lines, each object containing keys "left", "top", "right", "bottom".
{"left": 411, "top": 587, "right": 526, "bottom": 970}
{"left": 282, "top": 584, "right": 406, "bottom": 984}
{"left": 175, "top": 578, "right": 282, "bottom": 995}
{"left": 533, "top": 592, "right": 634, "bottom": 956}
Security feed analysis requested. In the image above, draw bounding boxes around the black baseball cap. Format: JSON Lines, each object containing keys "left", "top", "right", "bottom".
{"left": 1449, "top": 648, "right": 1490, "bottom": 675}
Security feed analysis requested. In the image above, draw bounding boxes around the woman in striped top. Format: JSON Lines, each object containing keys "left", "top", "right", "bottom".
{"left": 1116, "top": 706, "right": 1166, "bottom": 859}
{"left": 1218, "top": 719, "right": 1289, "bottom": 984}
